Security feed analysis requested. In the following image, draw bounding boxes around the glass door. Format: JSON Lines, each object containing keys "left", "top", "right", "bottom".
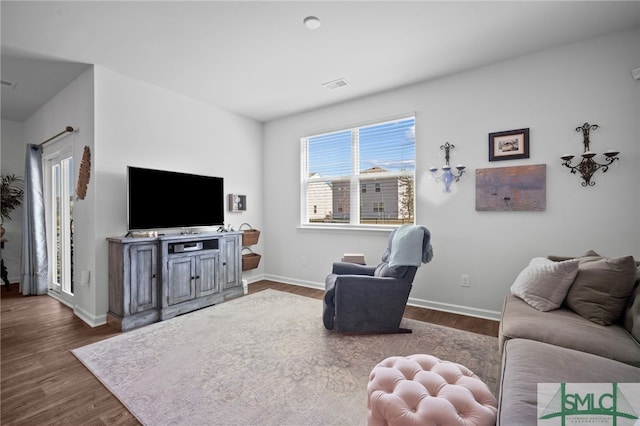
{"left": 43, "top": 143, "right": 74, "bottom": 303}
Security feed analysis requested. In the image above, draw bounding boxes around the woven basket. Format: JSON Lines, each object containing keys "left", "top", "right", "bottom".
{"left": 239, "top": 223, "right": 260, "bottom": 246}
{"left": 242, "top": 247, "right": 261, "bottom": 271}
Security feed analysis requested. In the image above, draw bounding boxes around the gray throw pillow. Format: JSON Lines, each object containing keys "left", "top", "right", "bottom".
{"left": 547, "top": 249, "right": 600, "bottom": 263}
{"left": 510, "top": 257, "right": 580, "bottom": 311}
{"left": 622, "top": 273, "right": 640, "bottom": 342}
{"left": 565, "top": 255, "right": 637, "bottom": 326}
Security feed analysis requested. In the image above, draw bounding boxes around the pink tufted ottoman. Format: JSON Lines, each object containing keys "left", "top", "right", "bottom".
{"left": 367, "top": 354, "right": 497, "bottom": 426}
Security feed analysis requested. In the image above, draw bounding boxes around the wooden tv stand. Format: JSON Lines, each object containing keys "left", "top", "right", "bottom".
{"left": 107, "top": 231, "right": 243, "bottom": 331}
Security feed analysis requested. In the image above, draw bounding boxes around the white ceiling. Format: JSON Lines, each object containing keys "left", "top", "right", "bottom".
{"left": 2, "top": 1, "right": 639, "bottom": 123}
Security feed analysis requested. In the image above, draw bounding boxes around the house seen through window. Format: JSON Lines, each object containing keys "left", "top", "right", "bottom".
{"left": 301, "top": 116, "right": 415, "bottom": 227}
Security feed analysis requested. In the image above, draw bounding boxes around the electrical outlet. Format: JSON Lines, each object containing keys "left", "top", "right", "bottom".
{"left": 461, "top": 274, "right": 470, "bottom": 287}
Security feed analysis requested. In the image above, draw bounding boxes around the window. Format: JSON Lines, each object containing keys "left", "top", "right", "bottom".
{"left": 301, "top": 116, "right": 415, "bottom": 227}
{"left": 43, "top": 142, "right": 75, "bottom": 302}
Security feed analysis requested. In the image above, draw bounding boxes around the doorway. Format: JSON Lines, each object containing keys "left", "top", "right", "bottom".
{"left": 43, "top": 142, "right": 74, "bottom": 306}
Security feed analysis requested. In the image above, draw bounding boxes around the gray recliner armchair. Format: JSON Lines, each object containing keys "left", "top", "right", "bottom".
{"left": 323, "top": 225, "right": 433, "bottom": 334}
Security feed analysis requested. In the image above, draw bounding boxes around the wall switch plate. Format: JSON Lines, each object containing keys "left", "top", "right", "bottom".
{"left": 80, "top": 270, "right": 91, "bottom": 286}
{"left": 461, "top": 274, "right": 470, "bottom": 287}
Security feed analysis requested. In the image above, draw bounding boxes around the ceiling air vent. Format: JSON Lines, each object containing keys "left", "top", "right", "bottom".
{"left": 322, "top": 78, "right": 349, "bottom": 90}
{"left": 1, "top": 79, "right": 17, "bottom": 89}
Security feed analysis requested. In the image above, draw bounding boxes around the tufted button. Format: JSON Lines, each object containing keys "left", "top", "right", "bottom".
{"left": 367, "top": 354, "right": 497, "bottom": 426}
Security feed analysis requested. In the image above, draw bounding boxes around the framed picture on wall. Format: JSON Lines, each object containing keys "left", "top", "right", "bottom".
{"left": 488, "top": 128, "right": 530, "bottom": 161}
{"left": 228, "top": 194, "right": 247, "bottom": 212}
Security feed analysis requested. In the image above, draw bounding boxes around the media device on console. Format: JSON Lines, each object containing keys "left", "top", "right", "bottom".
{"left": 127, "top": 166, "right": 224, "bottom": 231}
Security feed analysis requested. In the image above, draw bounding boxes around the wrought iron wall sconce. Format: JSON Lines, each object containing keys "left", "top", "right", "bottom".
{"left": 560, "top": 122, "right": 619, "bottom": 187}
{"left": 429, "top": 142, "right": 466, "bottom": 193}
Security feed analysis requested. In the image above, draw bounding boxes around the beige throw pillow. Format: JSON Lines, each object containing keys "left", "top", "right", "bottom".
{"left": 564, "top": 255, "right": 637, "bottom": 326}
{"left": 510, "top": 258, "right": 580, "bottom": 311}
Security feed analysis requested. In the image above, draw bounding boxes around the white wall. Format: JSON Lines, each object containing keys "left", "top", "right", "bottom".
{"left": 1, "top": 119, "right": 25, "bottom": 283}
{"left": 93, "top": 66, "right": 264, "bottom": 324}
{"left": 263, "top": 28, "right": 640, "bottom": 319}
{"left": 22, "top": 68, "right": 96, "bottom": 322}
{"left": 5, "top": 66, "right": 263, "bottom": 326}
{"left": 4, "top": 27, "right": 638, "bottom": 325}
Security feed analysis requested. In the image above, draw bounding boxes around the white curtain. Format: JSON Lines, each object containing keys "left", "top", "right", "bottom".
{"left": 20, "top": 144, "right": 48, "bottom": 295}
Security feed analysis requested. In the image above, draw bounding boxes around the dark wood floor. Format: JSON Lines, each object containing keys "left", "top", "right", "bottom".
{"left": 250, "top": 280, "right": 499, "bottom": 336}
{"left": 1, "top": 280, "right": 498, "bottom": 425}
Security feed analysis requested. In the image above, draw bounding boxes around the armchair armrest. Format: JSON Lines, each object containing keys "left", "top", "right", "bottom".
{"left": 331, "top": 262, "right": 377, "bottom": 276}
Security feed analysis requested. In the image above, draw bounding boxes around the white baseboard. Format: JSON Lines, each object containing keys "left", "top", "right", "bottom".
{"left": 407, "top": 297, "right": 501, "bottom": 321}
{"left": 263, "top": 274, "right": 324, "bottom": 291}
{"left": 47, "top": 290, "right": 107, "bottom": 327}
{"left": 74, "top": 305, "right": 107, "bottom": 328}
{"left": 243, "top": 273, "right": 267, "bottom": 284}
{"left": 47, "top": 290, "right": 73, "bottom": 308}
{"left": 46, "top": 272, "right": 499, "bottom": 327}
{"left": 263, "top": 274, "right": 501, "bottom": 321}
{"left": 47, "top": 274, "right": 268, "bottom": 327}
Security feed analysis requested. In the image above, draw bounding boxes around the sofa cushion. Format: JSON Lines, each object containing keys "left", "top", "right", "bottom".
{"left": 499, "top": 294, "right": 640, "bottom": 367}
{"left": 622, "top": 268, "right": 640, "bottom": 341}
{"left": 497, "top": 339, "right": 640, "bottom": 425}
{"left": 510, "top": 258, "right": 579, "bottom": 311}
{"left": 565, "top": 255, "right": 637, "bottom": 326}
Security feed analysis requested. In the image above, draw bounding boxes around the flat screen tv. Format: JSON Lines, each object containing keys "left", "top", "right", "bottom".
{"left": 127, "top": 166, "right": 224, "bottom": 231}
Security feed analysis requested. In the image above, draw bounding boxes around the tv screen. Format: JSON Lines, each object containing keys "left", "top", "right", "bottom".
{"left": 127, "top": 166, "right": 224, "bottom": 231}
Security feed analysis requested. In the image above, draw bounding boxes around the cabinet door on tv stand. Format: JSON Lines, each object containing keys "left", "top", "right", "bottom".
{"left": 223, "top": 234, "right": 242, "bottom": 290}
{"left": 195, "top": 251, "right": 220, "bottom": 297}
{"left": 167, "top": 256, "right": 196, "bottom": 305}
{"left": 130, "top": 243, "right": 159, "bottom": 313}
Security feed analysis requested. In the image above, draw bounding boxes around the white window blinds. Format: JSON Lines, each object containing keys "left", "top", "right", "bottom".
{"left": 301, "top": 116, "right": 415, "bottom": 227}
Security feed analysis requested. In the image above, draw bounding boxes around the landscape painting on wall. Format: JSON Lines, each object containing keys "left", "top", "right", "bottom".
{"left": 488, "top": 128, "right": 530, "bottom": 161}
{"left": 475, "top": 164, "right": 546, "bottom": 211}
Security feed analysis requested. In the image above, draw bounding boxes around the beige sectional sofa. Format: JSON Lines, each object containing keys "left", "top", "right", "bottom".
{"left": 496, "top": 252, "right": 640, "bottom": 424}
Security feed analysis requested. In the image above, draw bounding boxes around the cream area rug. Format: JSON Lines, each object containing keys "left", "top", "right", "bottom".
{"left": 72, "top": 289, "right": 501, "bottom": 426}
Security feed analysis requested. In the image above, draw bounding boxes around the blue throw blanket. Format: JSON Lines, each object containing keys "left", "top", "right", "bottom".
{"left": 388, "top": 225, "right": 433, "bottom": 267}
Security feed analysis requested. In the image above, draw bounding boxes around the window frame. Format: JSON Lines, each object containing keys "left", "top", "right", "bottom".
{"left": 300, "top": 115, "right": 416, "bottom": 231}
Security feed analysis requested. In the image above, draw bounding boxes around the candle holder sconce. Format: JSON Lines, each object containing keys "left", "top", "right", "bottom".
{"left": 429, "top": 142, "right": 466, "bottom": 193}
{"left": 560, "top": 122, "right": 619, "bottom": 187}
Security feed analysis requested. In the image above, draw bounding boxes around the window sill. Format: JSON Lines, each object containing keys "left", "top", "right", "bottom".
{"left": 297, "top": 224, "right": 398, "bottom": 234}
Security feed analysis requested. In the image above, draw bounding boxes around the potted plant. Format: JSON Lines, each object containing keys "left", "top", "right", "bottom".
{"left": 1, "top": 174, "right": 24, "bottom": 238}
